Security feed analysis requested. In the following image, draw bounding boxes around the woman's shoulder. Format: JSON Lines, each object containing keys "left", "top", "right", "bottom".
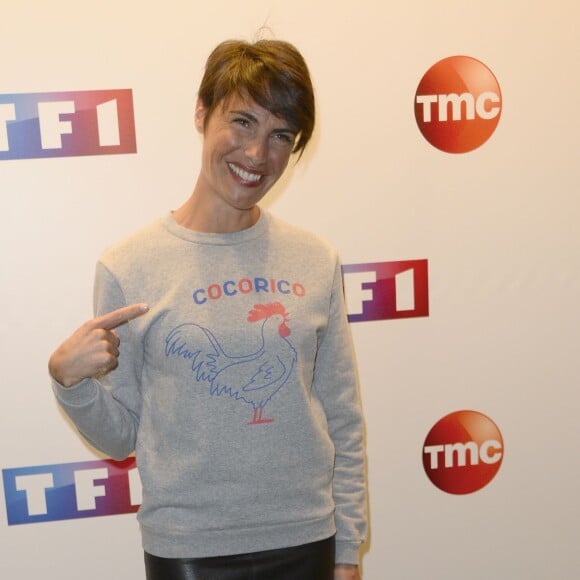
{"left": 98, "top": 215, "right": 169, "bottom": 267}
{"left": 266, "top": 211, "right": 337, "bottom": 255}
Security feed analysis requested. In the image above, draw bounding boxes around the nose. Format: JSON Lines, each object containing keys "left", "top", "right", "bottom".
{"left": 244, "top": 136, "right": 268, "bottom": 166}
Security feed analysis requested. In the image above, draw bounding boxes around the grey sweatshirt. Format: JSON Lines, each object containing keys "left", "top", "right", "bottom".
{"left": 53, "top": 210, "right": 367, "bottom": 565}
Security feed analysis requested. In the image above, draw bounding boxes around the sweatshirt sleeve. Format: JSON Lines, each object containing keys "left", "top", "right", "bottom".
{"left": 312, "top": 258, "right": 368, "bottom": 565}
{"left": 51, "top": 261, "right": 143, "bottom": 460}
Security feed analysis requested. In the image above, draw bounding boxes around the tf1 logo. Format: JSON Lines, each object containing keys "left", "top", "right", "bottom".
{"left": 0, "top": 89, "right": 137, "bottom": 160}
{"left": 2, "top": 458, "right": 141, "bottom": 525}
{"left": 342, "top": 260, "right": 429, "bottom": 323}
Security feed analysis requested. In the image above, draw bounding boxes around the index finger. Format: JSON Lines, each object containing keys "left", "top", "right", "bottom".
{"left": 91, "top": 303, "right": 149, "bottom": 331}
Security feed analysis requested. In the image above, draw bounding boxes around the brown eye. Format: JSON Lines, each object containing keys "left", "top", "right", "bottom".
{"left": 233, "top": 117, "right": 251, "bottom": 128}
{"left": 273, "top": 132, "right": 294, "bottom": 145}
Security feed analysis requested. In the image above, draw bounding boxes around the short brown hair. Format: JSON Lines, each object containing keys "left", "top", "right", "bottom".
{"left": 198, "top": 39, "right": 315, "bottom": 155}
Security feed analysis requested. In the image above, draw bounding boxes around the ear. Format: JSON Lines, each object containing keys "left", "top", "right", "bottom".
{"left": 194, "top": 98, "right": 207, "bottom": 134}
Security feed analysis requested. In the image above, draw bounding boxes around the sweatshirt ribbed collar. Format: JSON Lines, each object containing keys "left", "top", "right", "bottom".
{"left": 162, "top": 208, "right": 269, "bottom": 246}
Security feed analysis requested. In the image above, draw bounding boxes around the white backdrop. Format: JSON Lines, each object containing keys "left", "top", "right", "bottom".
{"left": 1, "top": 1, "right": 579, "bottom": 578}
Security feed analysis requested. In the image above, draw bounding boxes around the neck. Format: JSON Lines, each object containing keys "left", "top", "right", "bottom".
{"left": 172, "top": 193, "right": 260, "bottom": 234}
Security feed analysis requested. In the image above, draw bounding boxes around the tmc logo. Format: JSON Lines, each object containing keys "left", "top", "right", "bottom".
{"left": 342, "top": 260, "right": 429, "bottom": 323}
{"left": 414, "top": 56, "right": 502, "bottom": 153}
{"left": 0, "top": 89, "right": 137, "bottom": 160}
{"left": 422, "top": 410, "right": 504, "bottom": 495}
{"left": 2, "top": 458, "right": 140, "bottom": 524}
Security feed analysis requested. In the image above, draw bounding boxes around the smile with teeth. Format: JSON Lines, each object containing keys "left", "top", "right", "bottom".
{"left": 228, "top": 163, "right": 263, "bottom": 184}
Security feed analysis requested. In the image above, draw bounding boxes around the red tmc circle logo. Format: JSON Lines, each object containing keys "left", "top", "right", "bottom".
{"left": 414, "top": 56, "right": 502, "bottom": 153}
{"left": 422, "top": 410, "right": 503, "bottom": 494}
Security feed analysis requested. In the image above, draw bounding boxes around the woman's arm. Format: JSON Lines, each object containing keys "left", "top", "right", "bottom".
{"left": 50, "top": 263, "right": 148, "bottom": 459}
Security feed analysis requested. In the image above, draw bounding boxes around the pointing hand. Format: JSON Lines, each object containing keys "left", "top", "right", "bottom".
{"left": 49, "top": 303, "right": 149, "bottom": 388}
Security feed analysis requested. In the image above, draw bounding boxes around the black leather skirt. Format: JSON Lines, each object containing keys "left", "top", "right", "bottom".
{"left": 144, "top": 535, "right": 335, "bottom": 580}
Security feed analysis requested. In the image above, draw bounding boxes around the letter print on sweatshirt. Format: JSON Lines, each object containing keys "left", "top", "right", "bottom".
{"left": 165, "top": 302, "right": 297, "bottom": 425}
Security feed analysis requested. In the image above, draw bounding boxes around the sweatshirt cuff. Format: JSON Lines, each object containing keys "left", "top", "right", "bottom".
{"left": 51, "top": 377, "right": 99, "bottom": 407}
{"left": 335, "top": 540, "right": 361, "bottom": 566}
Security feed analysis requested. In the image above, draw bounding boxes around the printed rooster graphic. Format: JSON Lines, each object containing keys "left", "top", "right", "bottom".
{"left": 164, "top": 302, "right": 297, "bottom": 424}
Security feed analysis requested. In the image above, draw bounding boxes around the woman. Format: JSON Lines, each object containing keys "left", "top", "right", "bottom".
{"left": 49, "top": 38, "right": 367, "bottom": 580}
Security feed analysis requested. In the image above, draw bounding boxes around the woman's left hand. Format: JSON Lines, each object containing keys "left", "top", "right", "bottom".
{"left": 334, "top": 564, "right": 361, "bottom": 580}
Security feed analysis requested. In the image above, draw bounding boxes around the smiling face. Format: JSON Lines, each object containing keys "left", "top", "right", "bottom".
{"left": 192, "top": 93, "right": 296, "bottom": 229}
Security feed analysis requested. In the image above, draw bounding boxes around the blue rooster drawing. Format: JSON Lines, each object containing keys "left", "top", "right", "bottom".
{"left": 164, "top": 302, "right": 297, "bottom": 424}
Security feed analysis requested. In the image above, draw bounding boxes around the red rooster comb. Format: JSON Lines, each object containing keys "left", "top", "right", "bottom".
{"left": 247, "top": 302, "right": 289, "bottom": 322}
